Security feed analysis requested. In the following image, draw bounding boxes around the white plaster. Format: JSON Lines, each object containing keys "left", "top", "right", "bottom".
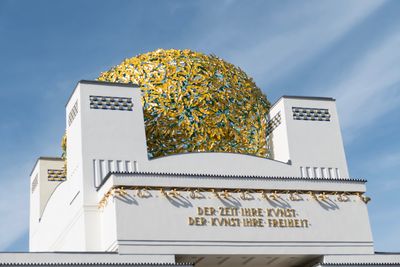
{"left": 29, "top": 81, "right": 374, "bottom": 263}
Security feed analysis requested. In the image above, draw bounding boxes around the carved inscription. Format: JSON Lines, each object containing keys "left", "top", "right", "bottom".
{"left": 188, "top": 207, "right": 310, "bottom": 228}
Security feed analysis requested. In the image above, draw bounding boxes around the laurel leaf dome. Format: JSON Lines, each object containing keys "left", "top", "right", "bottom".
{"left": 98, "top": 49, "right": 271, "bottom": 159}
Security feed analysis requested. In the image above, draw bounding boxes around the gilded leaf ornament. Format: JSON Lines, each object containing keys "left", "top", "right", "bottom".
{"left": 98, "top": 49, "right": 271, "bottom": 159}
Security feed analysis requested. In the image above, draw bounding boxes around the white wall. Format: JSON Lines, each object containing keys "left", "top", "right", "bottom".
{"left": 110, "top": 186, "right": 373, "bottom": 255}
{"left": 270, "top": 96, "right": 349, "bottom": 178}
{"left": 30, "top": 81, "right": 365, "bottom": 256}
{"left": 29, "top": 158, "right": 65, "bottom": 250}
{"left": 75, "top": 82, "right": 350, "bottom": 186}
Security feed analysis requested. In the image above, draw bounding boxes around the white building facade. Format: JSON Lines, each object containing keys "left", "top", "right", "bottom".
{"left": 6, "top": 80, "right": 398, "bottom": 267}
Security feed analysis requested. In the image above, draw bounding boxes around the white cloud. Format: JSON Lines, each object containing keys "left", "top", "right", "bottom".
{"left": 324, "top": 33, "right": 400, "bottom": 140}
{"left": 196, "top": 0, "right": 385, "bottom": 87}
{"left": 190, "top": 0, "right": 397, "bottom": 142}
{"left": 375, "top": 226, "right": 400, "bottom": 252}
{"left": 371, "top": 151, "right": 400, "bottom": 169}
{"left": 359, "top": 150, "right": 400, "bottom": 193}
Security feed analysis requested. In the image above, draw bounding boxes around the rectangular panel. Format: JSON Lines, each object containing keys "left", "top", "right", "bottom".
{"left": 47, "top": 169, "right": 66, "bottom": 181}
{"left": 112, "top": 188, "right": 373, "bottom": 255}
{"left": 292, "top": 107, "right": 330, "bottom": 121}
{"left": 90, "top": 95, "right": 133, "bottom": 111}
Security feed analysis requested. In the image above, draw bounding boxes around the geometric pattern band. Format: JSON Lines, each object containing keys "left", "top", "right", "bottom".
{"left": 90, "top": 95, "right": 133, "bottom": 111}
{"left": 47, "top": 169, "right": 66, "bottom": 181}
{"left": 68, "top": 100, "right": 78, "bottom": 126}
{"left": 292, "top": 107, "right": 330, "bottom": 121}
{"left": 266, "top": 112, "right": 281, "bottom": 135}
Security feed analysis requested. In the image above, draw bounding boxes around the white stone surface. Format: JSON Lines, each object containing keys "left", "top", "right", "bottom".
{"left": 29, "top": 157, "right": 65, "bottom": 250}
{"left": 29, "top": 81, "right": 374, "bottom": 262}
{"left": 101, "top": 182, "right": 373, "bottom": 255}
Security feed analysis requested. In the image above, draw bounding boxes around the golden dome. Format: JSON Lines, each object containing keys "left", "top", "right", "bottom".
{"left": 98, "top": 49, "right": 271, "bottom": 159}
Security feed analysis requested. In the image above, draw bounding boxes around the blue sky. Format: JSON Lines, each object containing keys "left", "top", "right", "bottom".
{"left": 0, "top": 0, "right": 399, "bottom": 252}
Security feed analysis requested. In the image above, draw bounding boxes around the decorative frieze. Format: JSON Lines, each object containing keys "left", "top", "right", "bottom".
{"left": 89, "top": 95, "right": 133, "bottom": 111}
{"left": 292, "top": 107, "right": 330, "bottom": 121}
{"left": 47, "top": 169, "right": 66, "bottom": 181}
{"left": 98, "top": 185, "right": 371, "bottom": 209}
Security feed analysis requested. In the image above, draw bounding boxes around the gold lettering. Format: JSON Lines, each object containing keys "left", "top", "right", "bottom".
{"left": 191, "top": 206, "right": 310, "bottom": 229}
{"left": 197, "top": 207, "right": 204, "bottom": 216}
{"left": 301, "top": 219, "right": 309, "bottom": 228}
{"left": 197, "top": 207, "right": 216, "bottom": 216}
{"left": 267, "top": 208, "right": 273, "bottom": 217}
{"left": 241, "top": 208, "right": 263, "bottom": 217}
{"left": 205, "top": 207, "right": 216, "bottom": 216}
{"left": 211, "top": 217, "right": 241, "bottom": 227}
{"left": 188, "top": 216, "right": 207, "bottom": 226}
{"left": 242, "top": 218, "right": 264, "bottom": 227}
{"left": 219, "top": 207, "right": 239, "bottom": 216}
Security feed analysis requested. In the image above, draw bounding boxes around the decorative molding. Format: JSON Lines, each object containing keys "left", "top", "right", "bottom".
{"left": 89, "top": 95, "right": 133, "bottom": 111}
{"left": 292, "top": 107, "right": 330, "bottom": 121}
{"left": 98, "top": 185, "right": 371, "bottom": 209}
{"left": 107, "top": 171, "right": 366, "bottom": 183}
{"left": 93, "top": 159, "right": 138, "bottom": 188}
{"left": 68, "top": 100, "right": 78, "bottom": 126}
{"left": 47, "top": 169, "right": 66, "bottom": 181}
{"left": 300, "top": 166, "right": 341, "bottom": 179}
